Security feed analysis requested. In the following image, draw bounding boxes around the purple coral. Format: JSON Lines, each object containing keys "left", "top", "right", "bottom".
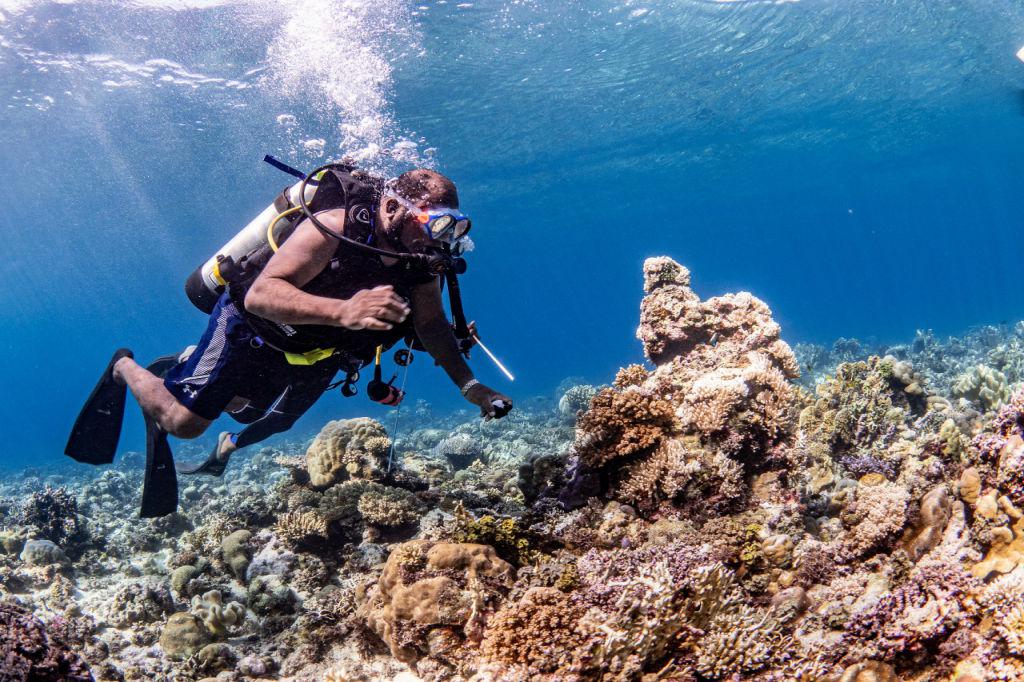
{"left": 838, "top": 452, "right": 895, "bottom": 480}
{"left": 0, "top": 602, "right": 93, "bottom": 681}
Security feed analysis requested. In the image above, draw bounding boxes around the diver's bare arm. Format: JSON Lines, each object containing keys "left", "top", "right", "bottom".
{"left": 411, "top": 280, "right": 474, "bottom": 387}
{"left": 245, "top": 210, "right": 407, "bottom": 330}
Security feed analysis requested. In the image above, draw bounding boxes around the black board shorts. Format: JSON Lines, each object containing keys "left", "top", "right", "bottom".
{"left": 163, "top": 294, "right": 342, "bottom": 421}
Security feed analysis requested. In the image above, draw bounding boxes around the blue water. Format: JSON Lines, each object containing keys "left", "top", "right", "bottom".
{"left": 0, "top": 0, "right": 1022, "bottom": 468}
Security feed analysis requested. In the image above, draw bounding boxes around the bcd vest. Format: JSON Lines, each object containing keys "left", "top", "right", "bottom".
{"left": 226, "top": 166, "right": 436, "bottom": 365}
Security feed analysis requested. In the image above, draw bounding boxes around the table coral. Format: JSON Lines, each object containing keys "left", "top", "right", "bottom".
{"left": 306, "top": 417, "right": 391, "bottom": 488}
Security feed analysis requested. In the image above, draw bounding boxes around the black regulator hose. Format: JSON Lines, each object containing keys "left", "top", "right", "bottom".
{"left": 297, "top": 163, "right": 454, "bottom": 276}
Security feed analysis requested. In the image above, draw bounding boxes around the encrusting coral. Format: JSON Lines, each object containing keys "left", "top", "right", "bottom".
{"left": 358, "top": 540, "right": 514, "bottom": 665}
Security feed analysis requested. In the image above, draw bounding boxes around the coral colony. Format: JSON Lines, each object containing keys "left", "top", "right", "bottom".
{"left": 4, "top": 256, "right": 1024, "bottom": 681}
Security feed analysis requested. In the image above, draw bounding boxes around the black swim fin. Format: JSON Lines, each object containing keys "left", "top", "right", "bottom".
{"left": 64, "top": 348, "right": 134, "bottom": 465}
{"left": 140, "top": 415, "right": 178, "bottom": 518}
{"left": 177, "top": 432, "right": 232, "bottom": 477}
{"left": 139, "top": 355, "right": 181, "bottom": 518}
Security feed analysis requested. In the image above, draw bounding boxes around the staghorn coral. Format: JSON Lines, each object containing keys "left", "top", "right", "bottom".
{"left": 360, "top": 540, "right": 515, "bottom": 664}
{"left": 306, "top": 417, "right": 391, "bottom": 488}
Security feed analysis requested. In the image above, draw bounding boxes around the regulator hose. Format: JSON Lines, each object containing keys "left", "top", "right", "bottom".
{"left": 296, "top": 163, "right": 455, "bottom": 276}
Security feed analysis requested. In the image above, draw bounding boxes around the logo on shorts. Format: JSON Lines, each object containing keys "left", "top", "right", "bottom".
{"left": 353, "top": 205, "right": 371, "bottom": 224}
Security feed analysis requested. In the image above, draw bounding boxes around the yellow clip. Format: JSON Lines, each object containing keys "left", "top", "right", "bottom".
{"left": 375, "top": 345, "right": 383, "bottom": 366}
{"left": 211, "top": 259, "right": 226, "bottom": 287}
{"left": 283, "top": 347, "right": 336, "bottom": 366}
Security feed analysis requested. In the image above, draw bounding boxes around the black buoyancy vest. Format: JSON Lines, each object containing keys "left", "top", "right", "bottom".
{"left": 227, "top": 167, "right": 436, "bottom": 363}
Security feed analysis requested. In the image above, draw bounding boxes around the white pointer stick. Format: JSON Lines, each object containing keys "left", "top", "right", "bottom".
{"left": 472, "top": 334, "right": 515, "bottom": 382}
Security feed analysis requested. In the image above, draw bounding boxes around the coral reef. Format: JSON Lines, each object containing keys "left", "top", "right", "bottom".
{"left": 3, "top": 257, "right": 1024, "bottom": 682}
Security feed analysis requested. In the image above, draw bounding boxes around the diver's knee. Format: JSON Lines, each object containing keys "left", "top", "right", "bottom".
{"left": 163, "top": 407, "right": 211, "bottom": 439}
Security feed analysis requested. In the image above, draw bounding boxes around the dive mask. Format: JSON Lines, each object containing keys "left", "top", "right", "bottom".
{"left": 385, "top": 191, "right": 472, "bottom": 244}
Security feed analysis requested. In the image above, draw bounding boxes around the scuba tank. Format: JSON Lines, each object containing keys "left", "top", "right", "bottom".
{"left": 184, "top": 180, "right": 317, "bottom": 314}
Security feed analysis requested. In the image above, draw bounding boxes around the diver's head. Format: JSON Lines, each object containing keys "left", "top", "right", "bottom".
{"left": 377, "top": 169, "right": 470, "bottom": 253}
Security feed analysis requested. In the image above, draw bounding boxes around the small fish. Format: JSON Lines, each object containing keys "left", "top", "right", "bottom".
{"left": 709, "top": 333, "right": 718, "bottom": 347}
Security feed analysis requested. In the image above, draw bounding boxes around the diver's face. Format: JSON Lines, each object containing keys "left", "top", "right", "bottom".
{"left": 378, "top": 194, "right": 451, "bottom": 252}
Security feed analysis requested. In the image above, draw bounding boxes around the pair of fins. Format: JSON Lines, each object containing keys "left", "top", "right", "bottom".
{"left": 64, "top": 350, "right": 225, "bottom": 518}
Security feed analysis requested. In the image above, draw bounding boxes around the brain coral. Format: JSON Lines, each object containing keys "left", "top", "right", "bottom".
{"left": 306, "top": 417, "right": 391, "bottom": 488}
{"left": 360, "top": 540, "right": 515, "bottom": 664}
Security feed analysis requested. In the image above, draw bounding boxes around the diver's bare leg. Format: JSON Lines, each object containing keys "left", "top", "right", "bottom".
{"left": 112, "top": 357, "right": 211, "bottom": 438}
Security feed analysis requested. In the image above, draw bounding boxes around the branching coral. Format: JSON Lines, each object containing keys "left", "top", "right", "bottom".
{"left": 275, "top": 510, "right": 329, "bottom": 547}
{"left": 480, "top": 587, "right": 595, "bottom": 675}
{"left": 305, "top": 417, "right": 391, "bottom": 488}
{"left": 839, "top": 479, "right": 910, "bottom": 561}
{"left": 571, "top": 257, "right": 799, "bottom": 516}
{"left": 0, "top": 602, "right": 93, "bottom": 681}
{"left": 14, "top": 486, "right": 83, "bottom": 547}
{"left": 574, "top": 385, "right": 678, "bottom": 468}
{"left": 449, "top": 505, "right": 538, "bottom": 567}
{"left": 840, "top": 560, "right": 982, "bottom": 668}
{"left": 355, "top": 485, "right": 424, "bottom": 528}
{"left": 558, "top": 384, "right": 599, "bottom": 422}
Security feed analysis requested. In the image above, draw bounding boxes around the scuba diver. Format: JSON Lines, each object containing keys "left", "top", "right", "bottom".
{"left": 65, "top": 161, "right": 513, "bottom": 517}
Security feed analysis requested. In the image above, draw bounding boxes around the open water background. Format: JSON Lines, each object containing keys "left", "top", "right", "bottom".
{"left": 0, "top": 0, "right": 1022, "bottom": 469}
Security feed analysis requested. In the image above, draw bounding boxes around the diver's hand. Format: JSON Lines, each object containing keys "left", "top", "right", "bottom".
{"left": 338, "top": 285, "right": 410, "bottom": 330}
{"left": 464, "top": 382, "right": 513, "bottom": 420}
